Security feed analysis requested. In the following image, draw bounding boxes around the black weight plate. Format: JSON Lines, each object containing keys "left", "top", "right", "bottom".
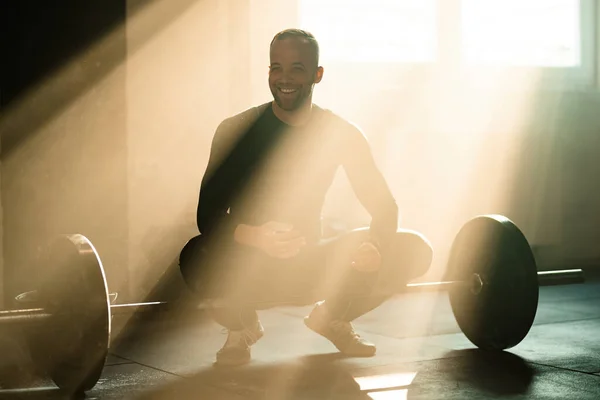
{"left": 447, "top": 215, "right": 538, "bottom": 350}
{"left": 35, "top": 234, "right": 111, "bottom": 394}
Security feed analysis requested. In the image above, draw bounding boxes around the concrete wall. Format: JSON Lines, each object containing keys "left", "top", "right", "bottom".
{"left": 1, "top": 1, "right": 129, "bottom": 303}
{"left": 125, "top": 0, "right": 254, "bottom": 301}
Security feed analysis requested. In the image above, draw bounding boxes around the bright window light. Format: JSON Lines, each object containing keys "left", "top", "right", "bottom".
{"left": 462, "top": 0, "right": 581, "bottom": 66}
{"left": 298, "top": 0, "right": 437, "bottom": 63}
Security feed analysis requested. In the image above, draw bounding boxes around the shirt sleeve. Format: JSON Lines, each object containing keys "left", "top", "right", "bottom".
{"left": 196, "top": 119, "right": 241, "bottom": 240}
{"left": 341, "top": 123, "right": 399, "bottom": 249}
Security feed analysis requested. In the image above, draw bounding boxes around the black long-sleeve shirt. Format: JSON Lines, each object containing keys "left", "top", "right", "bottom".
{"left": 197, "top": 102, "right": 398, "bottom": 248}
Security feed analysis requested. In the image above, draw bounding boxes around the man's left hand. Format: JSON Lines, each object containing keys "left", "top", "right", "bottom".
{"left": 351, "top": 241, "right": 382, "bottom": 272}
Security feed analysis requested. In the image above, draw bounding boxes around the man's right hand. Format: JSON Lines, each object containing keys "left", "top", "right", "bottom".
{"left": 234, "top": 221, "right": 306, "bottom": 259}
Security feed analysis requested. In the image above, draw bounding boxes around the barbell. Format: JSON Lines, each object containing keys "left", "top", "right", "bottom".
{"left": 0, "top": 214, "right": 585, "bottom": 394}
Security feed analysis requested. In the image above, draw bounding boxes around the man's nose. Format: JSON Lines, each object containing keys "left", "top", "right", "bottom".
{"left": 280, "top": 69, "right": 295, "bottom": 81}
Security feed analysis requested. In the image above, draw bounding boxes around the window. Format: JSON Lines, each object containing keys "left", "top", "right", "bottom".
{"left": 298, "top": 0, "right": 438, "bottom": 63}
{"left": 298, "top": 0, "right": 596, "bottom": 88}
{"left": 461, "top": 0, "right": 582, "bottom": 67}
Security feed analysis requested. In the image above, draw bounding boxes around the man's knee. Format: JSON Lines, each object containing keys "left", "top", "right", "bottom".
{"left": 179, "top": 235, "right": 264, "bottom": 296}
{"left": 386, "top": 230, "right": 433, "bottom": 281}
{"left": 179, "top": 234, "right": 208, "bottom": 289}
{"left": 410, "top": 231, "right": 433, "bottom": 278}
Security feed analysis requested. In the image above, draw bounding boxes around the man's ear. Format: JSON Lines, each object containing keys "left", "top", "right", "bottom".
{"left": 314, "top": 66, "right": 324, "bottom": 83}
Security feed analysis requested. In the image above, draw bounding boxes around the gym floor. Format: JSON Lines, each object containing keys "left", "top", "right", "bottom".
{"left": 4, "top": 271, "right": 600, "bottom": 399}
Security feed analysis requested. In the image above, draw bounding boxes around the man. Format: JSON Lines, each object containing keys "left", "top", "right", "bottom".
{"left": 180, "top": 29, "right": 432, "bottom": 366}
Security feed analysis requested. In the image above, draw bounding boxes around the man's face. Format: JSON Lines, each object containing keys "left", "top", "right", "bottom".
{"left": 269, "top": 38, "right": 323, "bottom": 112}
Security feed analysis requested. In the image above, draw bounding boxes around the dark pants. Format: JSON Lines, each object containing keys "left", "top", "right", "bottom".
{"left": 179, "top": 228, "right": 432, "bottom": 330}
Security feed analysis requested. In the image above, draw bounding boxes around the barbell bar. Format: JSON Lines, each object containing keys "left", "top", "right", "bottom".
{"left": 107, "top": 269, "right": 586, "bottom": 314}
{"left": 1, "top": 270, "right": 584, "bottom": 327}
{"left": 3, "top": 268, "right": 584, "bottom": 323}
{"left": 406, "top": 268, "right": 584, "bottom": 291}
{"left": 0, "top": 214, "right": 586, "bottom": 394}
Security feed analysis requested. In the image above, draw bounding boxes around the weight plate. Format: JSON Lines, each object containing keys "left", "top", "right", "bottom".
{"left": 447, "top": 215, "right": 538, "bottom": 350}
{"left": 36, "top": 234, "right": 111, "bottom": 394}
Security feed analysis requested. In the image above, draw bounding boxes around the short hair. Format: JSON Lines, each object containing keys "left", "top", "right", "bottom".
{"left": 270, "top": 28, "right": 320, "bottom": 67}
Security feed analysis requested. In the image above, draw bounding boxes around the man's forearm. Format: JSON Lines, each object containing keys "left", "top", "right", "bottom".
{"left": 368, "top": 200, "right": 399, "bottom": 250}
{"left": 341, "top": 126, "right": 399, "bottom": 250}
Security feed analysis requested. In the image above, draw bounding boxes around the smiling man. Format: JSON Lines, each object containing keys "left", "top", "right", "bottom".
{"left": 269, "top": 32, "right": 321, "bottom": 119}
{"left": 179, "top": 29, "right": 433, "bottom": 367}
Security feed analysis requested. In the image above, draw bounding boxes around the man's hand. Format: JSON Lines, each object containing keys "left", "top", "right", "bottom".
{"left": 235, "top": 221, "right": 306, "bottom": 259}
{"left": 350, "top": 241, "right": 382, "bottom": 272}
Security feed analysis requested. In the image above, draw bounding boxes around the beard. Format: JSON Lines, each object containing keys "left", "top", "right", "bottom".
{"left": 270, "top": 86, "right": 312, "bottom": 111}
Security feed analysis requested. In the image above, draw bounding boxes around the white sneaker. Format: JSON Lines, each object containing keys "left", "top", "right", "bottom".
{"left": 215, "top": 321, "right": 264, "bottom": 366}
{"left": 304, "top": 301, "right": 376, "bottom": 357}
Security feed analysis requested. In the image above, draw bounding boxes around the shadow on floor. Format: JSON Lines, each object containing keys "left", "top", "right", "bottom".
{"left": 0, "top": 388, "right": 72, "bottom": 400}
{"left": 0, "top": 348, "right": 536, "bottom": 399}
{"left": 136, "top": 352, "right": 364, "bottom": 400}
{"left": 131, "top": 349, "right": 536, "bottom": 400}
{"left": 409, "top": 349, "right": 536, "bottom": 398}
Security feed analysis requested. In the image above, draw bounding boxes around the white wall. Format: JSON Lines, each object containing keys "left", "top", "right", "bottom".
{"left": 126, "top": 0, "right": 254, "bottom": 300}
